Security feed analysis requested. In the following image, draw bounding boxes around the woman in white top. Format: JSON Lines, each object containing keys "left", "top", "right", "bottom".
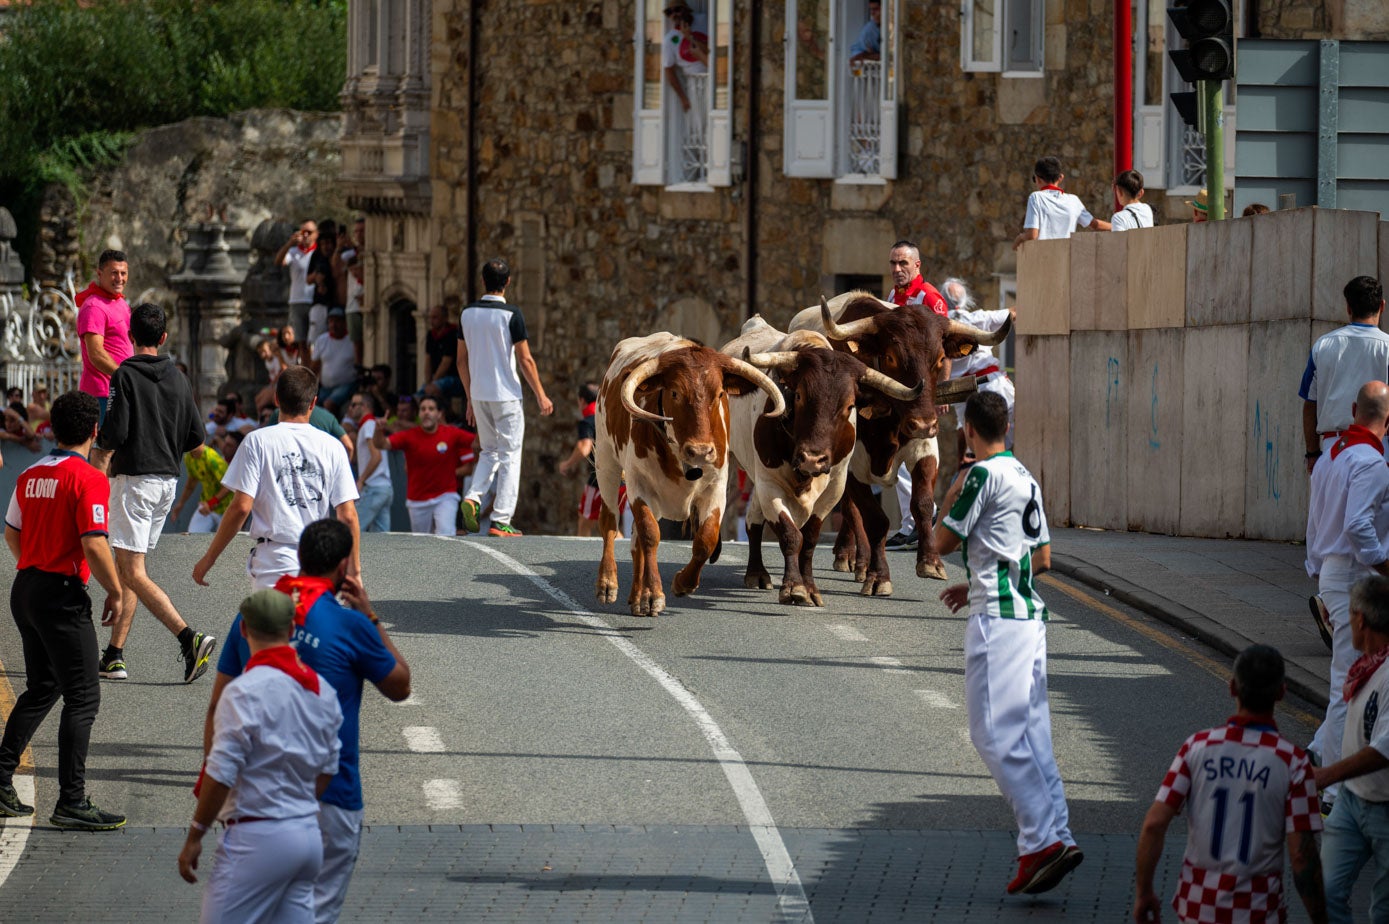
{"left": 1092, "top": 169, "right": 1154, "bottom": 232}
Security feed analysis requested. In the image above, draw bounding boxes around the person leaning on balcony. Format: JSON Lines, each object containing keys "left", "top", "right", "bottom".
{"left": 661, "top": 2, "right": 707, "bottom": 112}
{"left": 848, "top": 0, "right": 881, "bottom": 63}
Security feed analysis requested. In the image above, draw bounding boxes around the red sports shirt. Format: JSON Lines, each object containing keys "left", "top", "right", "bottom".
{"left": 890, "top": 275, "right": 948, "bottom": 316}
{"left": 387, "top": 425, "right": 477, "bottom": 501}
{"left": 5, "top": 451, "right": 110, "bottom": 581}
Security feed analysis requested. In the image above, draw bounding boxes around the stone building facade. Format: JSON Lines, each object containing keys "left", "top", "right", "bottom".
{"left": 341, "top": 0, "right": 1385, "bottom": 536}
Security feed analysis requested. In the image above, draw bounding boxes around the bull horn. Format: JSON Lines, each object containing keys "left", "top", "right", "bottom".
{"left": 859, "top": 367, "right": 924, "bottom": 402}
{"left": 726, "top": 357, "right": 786, "bottom": 419}
{"left": 947, "top": 314, "right": 1012, "bottom": 346}
{"left": 742, "top": 350, "right": 801, "bottom": 372}
{"left": 820, "top": 295, "right": 879, "bottom": 341}
{"left": 620, "top": 356, "right": 672, "bottom": 423}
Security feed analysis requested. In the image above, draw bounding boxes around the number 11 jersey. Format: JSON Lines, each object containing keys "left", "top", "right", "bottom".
{"left": 1155, "top": 716, "right": 1322, "bottom": 923}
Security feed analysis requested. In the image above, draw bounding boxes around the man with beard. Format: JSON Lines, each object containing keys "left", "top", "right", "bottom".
{"left": 372, "top": 395, "right": 475, "bottom": 535}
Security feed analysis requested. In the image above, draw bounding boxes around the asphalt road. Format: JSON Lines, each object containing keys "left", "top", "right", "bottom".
{"left": 0, "top": 533, "right": 1327, "bottom": 922}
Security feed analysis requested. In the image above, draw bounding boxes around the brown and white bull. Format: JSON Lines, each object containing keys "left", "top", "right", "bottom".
{"left": 788, "top": 293, "right": 1010, "bottom": 595}
{"left": 595, "top": 333, "right": 785, "bottom": 617}
{"left": 723, "top": 317, "right": 923, "bottom": 606}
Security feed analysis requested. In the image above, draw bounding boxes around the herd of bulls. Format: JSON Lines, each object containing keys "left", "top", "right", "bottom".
{"left": 593, "top": 291, "right": 1011, "bottom": 617}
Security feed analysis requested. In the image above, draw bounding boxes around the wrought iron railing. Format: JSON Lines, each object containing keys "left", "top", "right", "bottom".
{"left": 0, "top": 282, "right": 81, "bottom": 396}
{"left": 678, "top": 72, "right": 709, "bottom": 183}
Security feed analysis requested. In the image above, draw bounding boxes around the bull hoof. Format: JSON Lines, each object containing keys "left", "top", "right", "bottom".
{"left": 596, "top": 579, "right": 619, "bottom": 604}
{"left": 744, "top": 571, "right": 774, "bottom": 590}
{"left": 807, "top": 585, "right": 825, "bottom": 607}
{"left": 853, "top": 567, "right": 868, "bottom": 583}
{"left": 832, "top": 555, "right": 853, "bottom": 573}
{"left": 917, "top": 560, "right": 948, "bottom": 581}
{"left": 630, "top": 593, "right": 666, "bottom": 617}
{"left": 779, "top": 584, "right": 811, "bottom": 606}
{"left": 672, "top": 571, "right": 700, "bottom": 597}
{"left": 859, "top": 578, "right": 893, "bottom": 597}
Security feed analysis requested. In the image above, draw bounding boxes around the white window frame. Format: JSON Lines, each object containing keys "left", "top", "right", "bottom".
{"left": 632, "top": 0, "right": 733, "bottom": 190}
{"left": 783, "top": 0, "right": 900, "bottom": 181}
{"left": 961, "top": 0, "right": 1044, "bottom": 76}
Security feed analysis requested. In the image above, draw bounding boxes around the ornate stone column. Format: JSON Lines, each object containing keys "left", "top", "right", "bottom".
{"left": 0, "top": 208, "right": 23, "bottom": 302}
{"left": 168, "top": 222, "right": 250, "bottom": 408}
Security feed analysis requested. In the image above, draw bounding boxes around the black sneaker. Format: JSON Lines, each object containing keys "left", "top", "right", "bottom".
{"left": 182, "top": 632, "right": 217, "bottom": 684}
{"left": 50, "top": 798, "right": 125, "bottom": 831}
{"left": 0, "top": 783, "right": 34, "bottom": 817}
{"left": 98, "top": 653, "right": 127, "bottom": 680}
{"left": 885, "top": 529, "right": 918, "bottom": 551}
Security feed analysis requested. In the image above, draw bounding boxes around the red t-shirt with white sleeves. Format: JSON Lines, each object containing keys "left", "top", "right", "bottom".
{"left": 387, "top": 424, "right": 477, "bottom": 501}
{"left": 889, "top": 275, "right": 948, "bottom": 316}
{"left": 1154, "top": 716, "right": 1322, "bottom": 923}
{"left": 5, "top": 450, "right": 111, "bottom": 581}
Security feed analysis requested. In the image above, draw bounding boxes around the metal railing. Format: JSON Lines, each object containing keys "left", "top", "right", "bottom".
{"left": 847, "top": 60, "right": 882, "bottom": 176}
{"left": 678, "top": 72, "right": 709, "bottom": 183}
{"left": 0, "top": 279, "right": 81, "bottom": 395}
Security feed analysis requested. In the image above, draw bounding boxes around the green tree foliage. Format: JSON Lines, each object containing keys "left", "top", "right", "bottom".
{"left": 0, "top": 0, "right": 346, "bottom": 256}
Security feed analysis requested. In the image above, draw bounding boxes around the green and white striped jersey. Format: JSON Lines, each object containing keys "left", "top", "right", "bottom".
{"left": 941, "top": 451, "right": 1050, "bottom": 620}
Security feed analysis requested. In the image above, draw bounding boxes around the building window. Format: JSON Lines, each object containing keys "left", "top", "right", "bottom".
{"left": 632, "top": 0, "right": 734, "bottom": 189}
{"left": 784, "top": 0, "right": 900, "bottom": 180}
{"left": 961, "top": 0, "right": 1043, "bottom": 75}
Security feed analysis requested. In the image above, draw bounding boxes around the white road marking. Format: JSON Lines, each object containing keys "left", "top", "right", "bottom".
{"left": 0, "top": 775, "right": 35, "bottom": 890}
{"left": 869, "top": 656, "right": 910, "bottom": 674}
{"left": 915, "top": 689, "right": 959, "bottom": 709}
{"left": 471, "top": 542, "right": 815, "bottom": 923}
{"left": 403, "top": 726, "right": 446, "bottom": 753}
{"left": 423, "top": 779, "right": 463, "bottom": 810}
{"left": 827, "top": 624, "right": 868, "bottom": 642}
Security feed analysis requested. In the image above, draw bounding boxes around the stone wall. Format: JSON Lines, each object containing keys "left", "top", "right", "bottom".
{"left": 1257, "top": 0, "right": 1389, "bottom": 39}
{"left": 428, "top": 0, "right": 1119, "bottom": 535}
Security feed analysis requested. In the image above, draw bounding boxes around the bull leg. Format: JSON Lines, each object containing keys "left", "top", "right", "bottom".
{"left": 847, "top": 477, "right": 892, "bottom": 596}
{"left": 596, "top": 504, "right": 621, "bottom": 604}
{"left": 744, "top": 518, "right": 774, "bottom": 589}
{"left": 798, "top": 515, "right": 825, "bottom": 607}
{"left": 912, "top": 455, "right": 948, "bottom": 580}
{"left": 673, "top": 506, "right": 722, "bottom": 598}
{"left": 841, "top": 477, "right": 871, "bottom": 582}
{"left": 768, "top": 509, "right": 811, "bottom": 606}
{"left": 832, "top": 498, "right": 855, "bottom": 573}
{"left": 629, "top": 501, "right": 665, "bottom": 617}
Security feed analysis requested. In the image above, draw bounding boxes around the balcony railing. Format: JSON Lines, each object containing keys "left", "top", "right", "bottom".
{"left": 678, "top": 72, "right": 709, "bottom": 184}
{"left": 847, "top": 60, "right": 882, "bottom": 176}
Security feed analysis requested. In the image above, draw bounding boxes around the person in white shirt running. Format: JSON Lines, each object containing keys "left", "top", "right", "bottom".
{"left": 1012, "top": 155, "right": 1097, "bottom": 250}
{"left": 192, "top": 365, "right": 360, "bottom": 591}
{"left": 933, "top": 390, "right": 1081, "bottom": 896}
{"left": 1301, "top": 276, "right": 1389, "bottom": 471}
{"left": 178, "top": 588, "right": 343, "bottom": 924}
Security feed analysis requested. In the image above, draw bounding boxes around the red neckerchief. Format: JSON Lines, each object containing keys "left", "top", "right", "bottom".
{"left": 1345, "top": 647, "right": 1389, "bottom": 702}
{"left": 891, "top": 276, "right": 948, "bottom": 317}
{"left": 298, "top": 243, "right": 317, "bottom": 254}
{"left": 273, "top": 574, "right": 336, "bottom": 626}
{"left": 1039, "top": 184, "right": 1064, "bottom": 192}
{"left": 75, "top": 282, "right": 121, "bottom": 307}
{"left": 359, "top": 413, "right": 376, "bottom": 425}
{"left": 582, "top": 401, "right": 596, "bottom": 418}
{"left": 1226, "top": 713, "right": 1278, "bottom": 733}
{"left": 246, "top": 644, "right": 320, "bottom": 694}
{"left": 1330, "top": 424, "right": 1384, "bottom": 461}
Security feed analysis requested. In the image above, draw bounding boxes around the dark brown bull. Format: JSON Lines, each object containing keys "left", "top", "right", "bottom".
{"left": 594, "top": 333, "right": 784, "bottom": 617}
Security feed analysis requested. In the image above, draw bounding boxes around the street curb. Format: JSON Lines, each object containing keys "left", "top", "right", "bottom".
{"left": 1050, "top": 554, "right": 1329, "bottom": 711}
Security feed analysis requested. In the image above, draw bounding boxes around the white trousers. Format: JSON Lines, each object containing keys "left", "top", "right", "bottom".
{"left": 1313, "top": 555, "right": 1369, "bottom": 795}
{"left": 965, "top": 614, "right": 1073, "bottom": 855}
{"left": 202, "top": 815, "right": 322, "bottom": 924}
{"left": 406, "top": 492, "right": 459, "bottom": 536}
{"left": 314, "top": 803, "right": 364, "bottom": 924}
{"left": 466, "top": 399, "right": 524, "bottom": 525}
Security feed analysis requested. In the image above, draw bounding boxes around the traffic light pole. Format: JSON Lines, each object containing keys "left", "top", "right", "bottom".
{"left": 1202, "top": 79, "right": 1225, "bottom": 220}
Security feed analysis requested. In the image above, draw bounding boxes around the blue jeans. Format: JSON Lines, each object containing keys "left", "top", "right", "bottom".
{"left": 1323, "top": 787, "right": 1389, "bottom": 923}
{"left": 318, "top": 381, "right": 355, "bottom": 412}
{"left": 357, "top": 483, "right": 393, "bottom": 533}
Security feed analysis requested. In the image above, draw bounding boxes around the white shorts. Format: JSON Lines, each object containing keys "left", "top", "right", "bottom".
{"left": 248, "top": 539, "right": 300, "bottom": 591}
{"left": 108, "top": 474, "right": 177, "bottom": 553}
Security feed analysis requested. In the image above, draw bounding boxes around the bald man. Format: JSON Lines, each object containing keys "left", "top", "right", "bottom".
{"left": 1306, "top": 380, "right": 1389, "bottom": 812}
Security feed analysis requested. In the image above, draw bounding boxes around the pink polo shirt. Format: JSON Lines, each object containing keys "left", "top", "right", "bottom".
{"left": 76, "top": 287, "right": 132, "bottom": 398}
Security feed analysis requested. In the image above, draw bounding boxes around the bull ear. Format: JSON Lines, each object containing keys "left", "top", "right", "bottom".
{"left": 856, "top": 396, "right": 891, "bottom": 420}
{"left": 942, "top": 337, "right": 979, "bottom": 359}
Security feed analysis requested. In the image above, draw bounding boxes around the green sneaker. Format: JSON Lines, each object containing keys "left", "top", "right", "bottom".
{"left": 0, "top": 783, "right": 34, "bottom": 817}
{"left": 488, "top": 522, "right": 523, "bottom": 537}
{"left": 459, "top": 498, "right": 481, "bottom": 533}
{"left": 50, "top": 797, "right": 125, "bottom": 831}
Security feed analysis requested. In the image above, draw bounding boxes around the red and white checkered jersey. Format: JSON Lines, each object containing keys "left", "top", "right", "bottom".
{"left": 1155, "top": 719, "right": 1322, "bottom": 923}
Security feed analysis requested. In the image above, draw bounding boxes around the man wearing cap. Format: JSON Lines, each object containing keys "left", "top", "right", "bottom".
{"left": 203, "top": 519, "right": 410, "bottom": 922}
{"left": 179, "top": 588, "right": 343, "bottom": 923}
{"left": 312, "top": 308, "right": 357, "bottom": 418}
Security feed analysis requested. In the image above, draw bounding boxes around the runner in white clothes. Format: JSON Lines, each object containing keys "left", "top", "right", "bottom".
{"left": 192, "top": 366, "right": 360, "bottom": 591}
{"left": 933, "top": 391, "right": 1081, "bottom": 896}
{"left": 1300, "top": 276, "right": 1389, "bottom": 470}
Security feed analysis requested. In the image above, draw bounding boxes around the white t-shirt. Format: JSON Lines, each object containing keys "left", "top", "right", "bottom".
{"left": 1299, "top": 323, "right": 1389, "bottom": 434}
{"left": 307, "top": 305, "right": 328, "bottom": 344}
{"left": 346, "top": 274, "right": 363, "bottom": 315}
{"left": 1023, "top": 188, "right": 1093, "bottom": 240}
{"left": 941, "top": 451, "right": 1050, "bottom": 620}
{"left": 661, "top": 20, "right": 709, "bottom": 76}
{"left": 949, "top": 308, "right": 1011, "bottom": 378}
{"left": 459, "top": 294, "right": 526, "bottom": 403}
{"left": 220, "top": 421, "right": 358, "bottom": 545}
{"left": 206, "top": 415, "right": 255, "bottom": 438}
{"left": 356, "top": 418, "right": 392, "bottom": 490}
{"left": 313, "top": 333, "right": 357, "bottom": 388}
{"left": 1344, "top": 657, "right": 1389, "bottom": 802}
{"left": 283, "top": 247, "right": 316, "bottom": 305}
{"left": 1109, "top": 202, "right": 1154, "bottom": 231}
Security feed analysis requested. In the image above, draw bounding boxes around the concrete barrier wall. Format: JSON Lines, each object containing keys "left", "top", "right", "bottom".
{"left": 1015, "top": 206, "right": 1389, "bottom": 541}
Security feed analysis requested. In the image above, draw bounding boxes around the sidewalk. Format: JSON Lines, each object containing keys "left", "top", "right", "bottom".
{"left": 1049, "top": 527, "right": 1330, "bottom": 709}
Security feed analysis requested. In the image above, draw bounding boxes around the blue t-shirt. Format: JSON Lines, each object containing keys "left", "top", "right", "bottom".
{"left": 218, "top": 592, "right": 397, "bottom": 811}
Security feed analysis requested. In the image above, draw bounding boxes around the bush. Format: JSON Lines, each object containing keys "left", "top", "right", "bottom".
{"left": 0, "top": 0, "right": 346, "bottom": 263}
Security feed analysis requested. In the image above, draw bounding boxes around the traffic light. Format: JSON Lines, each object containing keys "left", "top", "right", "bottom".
{"left": 1167, "top": 0, "right": 1235, "bottom": 82}
{"left": 1170, "top": 91, "right": 1199, "bottom": 129}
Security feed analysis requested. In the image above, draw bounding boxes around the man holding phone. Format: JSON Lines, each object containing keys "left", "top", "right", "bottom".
{"left": 275, "top": 219, "right": 319, "bottom": 344}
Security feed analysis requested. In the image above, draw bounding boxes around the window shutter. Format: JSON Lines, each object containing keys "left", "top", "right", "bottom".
{"left": 707, "top": 1, "right": 734, "bottom": 186}
{"left": 633, "top": 3, "right": 666, "bottom": 185}
{"left": 878, "top": 0, "right": 900, "bottom": 178}
{"left": 962, "top": 0, "right": 1002, "bottom": 72}
{"left": 784, "top": 0, "right": 836, "bottom": 177}
{"left": 1003, "top": 0, "right": 1043, "bottom": 73}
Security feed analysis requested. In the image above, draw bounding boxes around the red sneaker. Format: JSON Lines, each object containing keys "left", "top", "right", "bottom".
{"left": 1023, "top": 843, "right": 1084, "bottom": 894}
{"left": 1006, "top": 841, "right": 1066, "bottom": 895}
